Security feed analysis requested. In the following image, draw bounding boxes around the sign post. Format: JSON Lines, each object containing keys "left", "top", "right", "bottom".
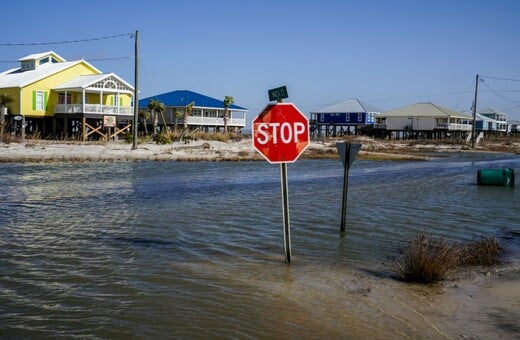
{"left": 336, "top": 142, "right": 361, "bottom": 233}
{"left": 252, "top": 102, "right": 310, "bottom": 263}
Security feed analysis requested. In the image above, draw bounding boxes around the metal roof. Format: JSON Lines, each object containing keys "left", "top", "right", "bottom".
{"left": 139, "top": 90, "right": 248, "bottom": 111}
{"left": 311, "top": 98, "right": 381, "bottom": 114}
{"left": 18, "top": 51, "right": 65, "bottom": 62}
{"left": 380, "top": 102, "right": 472, "bottom": 119}
{"left": 0, "top": 59, "right": 102, "bottom": 88}
{"left": 0, "top": 61, "right": 82, "bottom": 88}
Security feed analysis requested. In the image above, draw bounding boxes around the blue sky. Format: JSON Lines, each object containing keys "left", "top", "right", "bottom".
{"left": 1, "top": 0, "right": 520, "bottom": 121}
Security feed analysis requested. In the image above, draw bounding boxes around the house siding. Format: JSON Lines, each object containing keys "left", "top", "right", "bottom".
{"left": 0, "top": 87, "right": 21, "bottom": 115}
{"left": 21, "top": 63, "right": 100, "bottom": 117}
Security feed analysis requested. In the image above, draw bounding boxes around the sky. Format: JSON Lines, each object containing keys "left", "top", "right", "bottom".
{"left": 1, "top": 0, "right": 520, "bottom": 123}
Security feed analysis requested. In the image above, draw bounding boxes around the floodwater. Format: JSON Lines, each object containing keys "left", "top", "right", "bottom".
{"left": 0, "top": 153, "right": 518, "bottom": 338}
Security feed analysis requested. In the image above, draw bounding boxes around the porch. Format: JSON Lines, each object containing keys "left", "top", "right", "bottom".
{"left": 55, "top": 103, "right": 133, "bottom": 116}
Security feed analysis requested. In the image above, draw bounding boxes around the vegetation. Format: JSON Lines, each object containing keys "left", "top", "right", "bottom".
{"left": 147, "top": 99, "right": 166, "bottom": 135}
{"left": 183, "top": 101, "right": 194, "bottom": 131}
{"left": 460, "top": 236, "right": 503, "bottom": 266}
{"left": 395, "top": 233, "right": 503, "bottom": 284}
{"left": 223, "top": 96, "right": 234, "bottom": 133}
{"left": 138, "top": 110, "right": 150, "bottom": 135}
{"left": 0, "top": 93, "right": 14, "bottom": 137}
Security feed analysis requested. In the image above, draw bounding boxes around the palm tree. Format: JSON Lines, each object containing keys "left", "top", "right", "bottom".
{"left": 223, "top": 96, "right": 234, "bottom": 133}
{"left": 147, "top": 99, "right": 166, "bottom": 135}
{"left": 138, "top": 110, "right": 150, "bottom": 135}
{"left": 173, "top": 110, "right": 182, "bottom": 132}
{"left": 0, "top": 93, "right": 14, "bottom": 137}
{"left": 183, "top": 101, "right": 194, "bottom": 131}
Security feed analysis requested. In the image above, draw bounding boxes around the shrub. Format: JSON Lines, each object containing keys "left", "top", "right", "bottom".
{"left": 395, "top": 233, "right": 504, "bottom": 284}
{"left": 460, "top": 236, "right": 503, "bottom": 266}
{"left": 153, "top": 133, "right": 171, "bottom": 144}
{"left": 395, "top": 233, "right": 461, "bottom": 284}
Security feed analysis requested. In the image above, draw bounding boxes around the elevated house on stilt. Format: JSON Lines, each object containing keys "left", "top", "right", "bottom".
{"left": 0, "top": 51, "right": 134, "bottom": 141}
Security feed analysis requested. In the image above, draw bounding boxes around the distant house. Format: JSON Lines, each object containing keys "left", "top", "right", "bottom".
{"left": 138, "top": 90, "right": 248, "bottom": 133}
{"left": 475, "top": 108, "right": 508, "bottom": 134}
{"left": 508, "top": 120, "right": 520, "bottom": 135}
{"left": 309, "top": 98, "right": 381, "bottom": 137}
{"left": 0, "top": 51, "right": 134, "bottom": 140}
{"left": 375, "top": 102, "right": 473, "bottom": 139}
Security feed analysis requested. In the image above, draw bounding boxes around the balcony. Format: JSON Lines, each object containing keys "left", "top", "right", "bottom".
{"left": 435, "top": 123, "right": 472, "bottom": 131}
{"left": 187, "top": 116, "right": 246, "bottom": 127}
{"left": 55, "top": 104, "right": 133, "bottom": 115}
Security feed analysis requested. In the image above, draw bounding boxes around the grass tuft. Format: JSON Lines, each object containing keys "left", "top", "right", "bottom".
{"left": 395, "top": 233, "right": 460, "bottom": 284}
{"left": 395, "top": 233, "right": 504, "bottom": 284}
{"left": 460, "top": 236, "right": 503, "bottom": 266}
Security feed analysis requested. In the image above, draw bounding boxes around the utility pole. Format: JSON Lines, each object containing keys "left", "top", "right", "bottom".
{"left": 132, "top": 30, "right": 139, "bottom": 150}
{"left": 471, "top": 74, "right": 479, "bottom": 149}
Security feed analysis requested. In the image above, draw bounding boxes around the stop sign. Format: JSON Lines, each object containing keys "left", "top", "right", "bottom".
{"left": 252, "top": 103, "right": 310, "bottom": 163}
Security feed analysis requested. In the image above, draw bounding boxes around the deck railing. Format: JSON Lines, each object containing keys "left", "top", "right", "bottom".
{"left": 435, "top": 123, "right": 472, "bottom": 131}
{"left": 187, "top": 116, "right": 245, "bottom": 127}
{"left": 55, "top": 104, "right": 133, "bottom": 115}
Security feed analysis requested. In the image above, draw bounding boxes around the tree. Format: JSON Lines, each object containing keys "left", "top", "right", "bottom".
{"left": 173, "top": 110, "right": 182, "bottom": 132}
{"left": 147, "top": 99, "right": 166, "bottom": 135}
{"left": 183, "top": 101, "right": 194, "bottom": 131}
{"left": 0, "top": 93, "right": 14, "bottom": 137}
{"left": 138, "top": 110, "right": 150, "bottom": 135}
{"left": 223, "top": 96, "right": 234, "bottom": 133}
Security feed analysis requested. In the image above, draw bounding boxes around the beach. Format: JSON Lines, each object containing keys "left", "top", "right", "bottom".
{"left": 0, "top": 137, "right": 518, "bottom": 338}
{"left": 1, "top": 136, "right": 518, "bottom": 163}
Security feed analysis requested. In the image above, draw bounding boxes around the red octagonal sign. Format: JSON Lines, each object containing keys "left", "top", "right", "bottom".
{"left": 252, "top": 103, "right": 310, "bottom": 163}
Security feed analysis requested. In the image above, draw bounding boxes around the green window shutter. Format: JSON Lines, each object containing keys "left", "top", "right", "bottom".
{"left": 32, "top": 91, "right": 36, "bottom": 110}
{"left": 110, "top": 96, "right": 114, "bottom": 106}
{"left": 44, "top": 92, "right": 48, "bottom": 110}
{"left": 119, "top": 97, "right": 123, "bottom": 106}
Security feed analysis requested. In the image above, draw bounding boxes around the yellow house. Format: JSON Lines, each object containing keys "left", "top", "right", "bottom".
{"left": 0, "top": 51, "right": 134, "bottom": 140}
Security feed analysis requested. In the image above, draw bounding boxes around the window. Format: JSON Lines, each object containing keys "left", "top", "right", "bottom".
{"left": 39, "top": 57, "right": 50, "bottom": 65}
{"left": 58, "top": 93, "right": 72, "bottom": 104}
{"left": 358, "top": 113, "right": 363, "bottom": 122}
{"left": 34, "top": 91, "right": 45, "bottom": 111}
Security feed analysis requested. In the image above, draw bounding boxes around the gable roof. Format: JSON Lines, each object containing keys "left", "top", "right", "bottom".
{"left": 139, "top": 90, "right": 248, "bottom": 111}
{"left": 312, "top": 98, "right": 381, "bottom": 114}
{"left": 54, "top": 73, "right": 134, "bottom": 92}
{"left": 0, "top": 59, "right": 101, "bottom": 88}
{"left": 18, "top": 51, "right": 65, "bottom": 62}
{"left": 380, "top": 102, "right": 472, "bottom": 119}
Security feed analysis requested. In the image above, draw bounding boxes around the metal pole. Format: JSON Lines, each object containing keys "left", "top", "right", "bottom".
{"left": 340, "top": 143, "right": 351, "bottom": 232}
{"left": 132, "top": 30, "right": 139, "bottom": 150}
{"left": 471, "top": 74, "right": 479, "bottom": 149}
{"left": 280, "top": 162, "right": 292, "bottom": 263}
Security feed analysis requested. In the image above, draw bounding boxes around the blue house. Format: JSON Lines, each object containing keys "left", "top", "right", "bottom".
{"left": 309, "top": 98, "right": 381, "bottom": 137}
{"left": 138, "top": 90, "right": 248, "bottom": 132}
{"left": 474, "top": 108, "right": 507, "bottom": 134}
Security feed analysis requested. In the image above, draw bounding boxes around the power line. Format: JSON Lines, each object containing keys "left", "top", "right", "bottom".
{"left": 0, "top": 32, "right": 133, "bottom": 46}
{"left": 481, "top": 75, "right": 520, "bottom": 82}
{"left": 0, "top": 56, "right": 132, "bottom": 63}
{"left": 481, "top": 80, "right": 520, "bottom": 104}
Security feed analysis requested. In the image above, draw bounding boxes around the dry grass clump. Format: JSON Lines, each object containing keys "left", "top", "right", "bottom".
{"left": 395, "top": 233, "right": 460, "bottom": 283}
{"left": 460, "top": 236, "right": 503, "bottom": 266}
{"left": 395, "top": 233, "right": 503, "bottom": 284}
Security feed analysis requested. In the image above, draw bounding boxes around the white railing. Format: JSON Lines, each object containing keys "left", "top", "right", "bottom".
{"left": 435, "top": 123, "right": 472, "bottom": 131}
{"left": 187, "top": 116, "right": 245, "bottom": 127}
{"left": 55, "top": 104, "right": 133, "bottom": 115}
